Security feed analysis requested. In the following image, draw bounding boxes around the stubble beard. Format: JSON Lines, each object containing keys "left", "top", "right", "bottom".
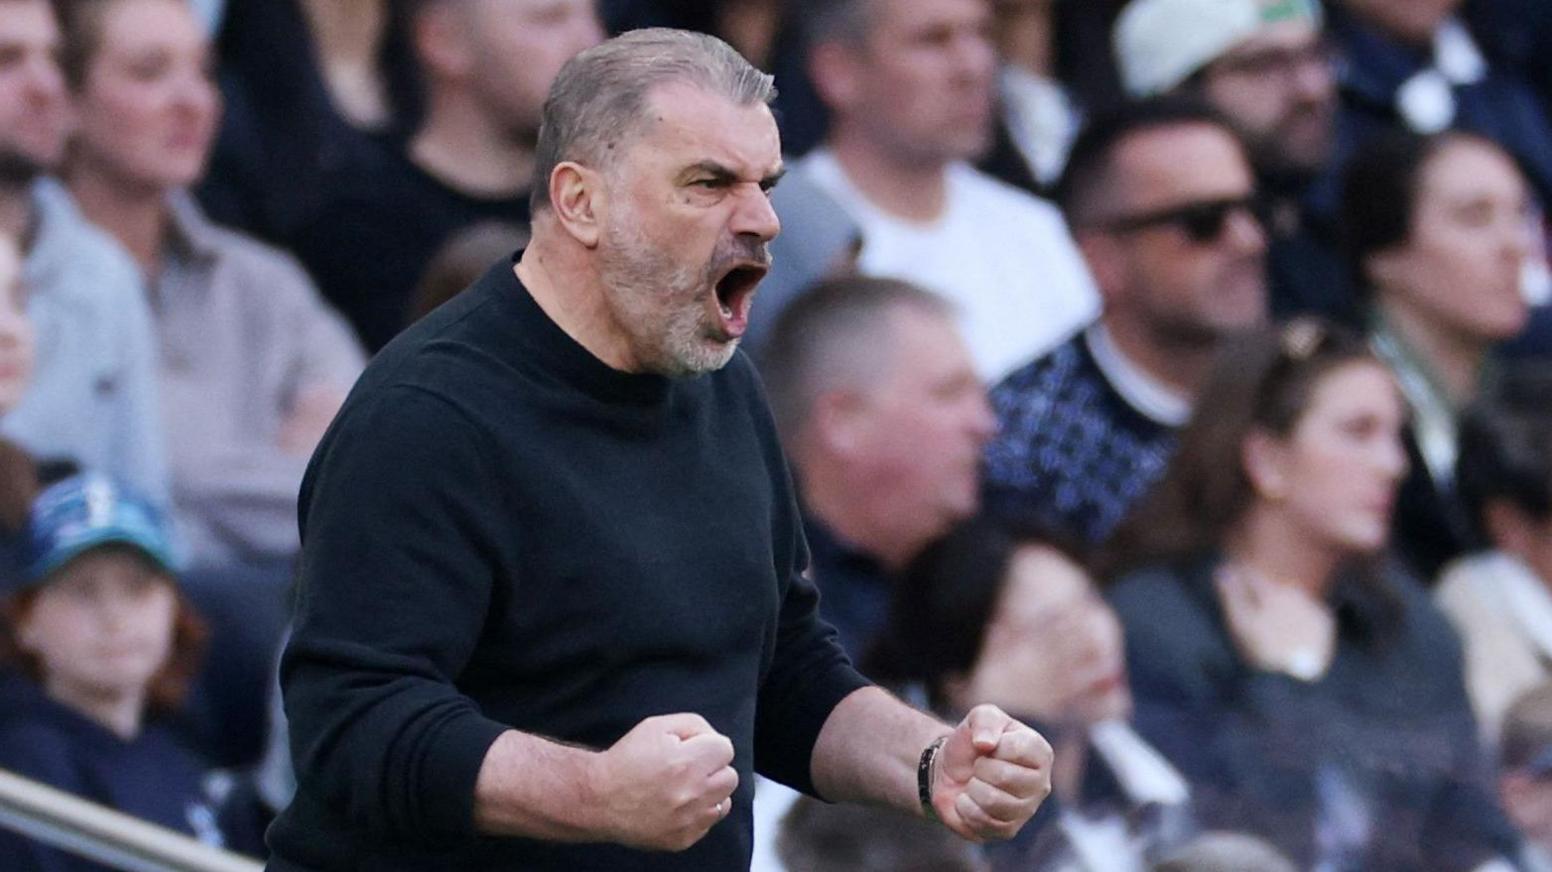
{"left": 599, "top": 215, "right": 738, "bottom": 377}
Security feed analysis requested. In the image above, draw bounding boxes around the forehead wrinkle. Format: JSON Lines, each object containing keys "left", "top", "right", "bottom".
{"left": 644, "top": 94, "right": 781, "bottom": 182}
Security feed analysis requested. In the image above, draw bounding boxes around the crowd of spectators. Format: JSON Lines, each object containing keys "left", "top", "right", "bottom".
{"left": 0, "top": 0, "right": 1551, "bottom": 869}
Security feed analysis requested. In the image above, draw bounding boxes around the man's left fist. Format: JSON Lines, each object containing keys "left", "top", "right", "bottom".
{"left": 930, "top": 704, "right": 1054, "bottom": 841}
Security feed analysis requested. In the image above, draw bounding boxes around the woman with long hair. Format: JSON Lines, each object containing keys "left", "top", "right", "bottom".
{"left": 1103, "top": 319, "right": 1518, "bottom": 870}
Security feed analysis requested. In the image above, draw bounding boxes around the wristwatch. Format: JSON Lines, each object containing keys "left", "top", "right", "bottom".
{"left": 918, "top": 735, "right": 949, "bottom": 822}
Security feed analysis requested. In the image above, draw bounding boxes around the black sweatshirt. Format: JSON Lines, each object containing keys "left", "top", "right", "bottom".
{"left": 267, "top": 258, "right": 868, "bottom": 871}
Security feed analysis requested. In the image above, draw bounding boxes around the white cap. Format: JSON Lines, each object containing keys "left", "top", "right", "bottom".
{"left": 1114, "top": 0, "right": 1323, "bottom": 98}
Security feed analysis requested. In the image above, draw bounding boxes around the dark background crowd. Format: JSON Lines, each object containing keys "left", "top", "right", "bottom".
{"left": 2, "top": 0, "right": 1552, "bottom": 869}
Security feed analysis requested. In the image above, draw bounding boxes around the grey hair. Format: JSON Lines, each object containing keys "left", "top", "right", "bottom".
{"left": 758, "top": 276, "right": 956, "bottom": 443}
{"left": 530, "top": 27, "right": 776, "bottom": 213}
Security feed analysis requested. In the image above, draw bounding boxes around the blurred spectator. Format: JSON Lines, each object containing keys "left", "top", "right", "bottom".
{"left": 197, "top": 0, "right": 416, "bottom": 246}
{"left": 290, "top": 0, "right": 602, "bottom": 351}
{"left": 743, "top": 169, "right": 860, "bottom": 355}
{"left": 984, "top": 100, "right": 1266, "bottom": 545}
{"left": 58, "top": 0, "right": 366, "bottom": 570}
{"left": 1104, "top": 319, "right": 1517, "bottom": 870}
{"left": 791, "top": 0, "right": 1099, "bottom": 381}
{"left": 760, "top": 276, "right": 996, "bottom": 659}
{"left": 1323, "top": 0, "right": 1552, "bottom": 209}
{"left": 1343, "top": 130, "right": 1533, "bottom": 581}
{"left": 598, "top": 0, "right": 829, "bottom": 156}
{"left": 1149, "top": 831, "right": 1298, "bottom": 872}
{"left": 1499, "top": 683, "right": 1552, "bottom": 872}
{"left": 1048, "top": 0, "right": 1128, "bottom": 115}
{"left": 602, "top": 0, "right": 785, "bottom": 69}
{"left": 776, "top": 794, "right": 988, "bottom": 872}
{"left": 0, "top": 473, "right": 223, "bottom": 863}
{"left": 408, "top": 220, "right": 529, "bottom": 323}
{"left": 1115, "top": 0, "right": 1355, "bottom": 324}
{"left": 867, "top": 518, "right": 1192, "bottom": 871}
{"left": 0, "top": 0, "right": 169, "bottom": 508}
{"left": 980, "top": 0, "right": 1080, "bottom": 194}
{"left": 1437, "top": 364, "right": 1552, "bottom": 746}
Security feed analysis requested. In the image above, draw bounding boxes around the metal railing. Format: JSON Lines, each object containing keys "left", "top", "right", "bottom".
{"left": 0, "top": 767, "right": 263, "bottom": 872}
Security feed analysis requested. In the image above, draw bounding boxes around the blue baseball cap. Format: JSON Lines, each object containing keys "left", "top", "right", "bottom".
{"left": 20, "top": 474, "right": 178, "bottom": 586}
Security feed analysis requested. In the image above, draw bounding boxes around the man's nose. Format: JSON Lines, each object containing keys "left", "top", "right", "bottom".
{"left": 966, "top": 390, "right": 998, "bottom": 443}
{"left": 24, "top": 54, "right": 65, "bottom": 105}
{"left": 733, "top": 185, "right": 781, "bottom": 243}
{"left": 1228, "top": 205, "right": 1267, "bottom": 255}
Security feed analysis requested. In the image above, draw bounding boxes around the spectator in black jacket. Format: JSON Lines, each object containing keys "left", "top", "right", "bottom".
{"left": 1342, "top": 129, "right": 1534, "bottom": 581}
{"left": 288, "top": 0, "right": 602, "bottom": 351}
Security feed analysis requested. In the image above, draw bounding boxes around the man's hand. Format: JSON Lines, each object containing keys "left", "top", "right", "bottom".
{"left": 930, "top": 704, "right": 1053, "bottom": 842}
{"left": 585, "top": 713, "right": 738, "bottom": 852}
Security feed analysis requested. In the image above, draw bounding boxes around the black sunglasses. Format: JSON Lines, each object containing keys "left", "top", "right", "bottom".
{"left": 1095, "top": 196, "right": 1264, "bottom": 244}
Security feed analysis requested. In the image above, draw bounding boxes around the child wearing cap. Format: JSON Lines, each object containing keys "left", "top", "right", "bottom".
{"left": 0, "top": 473, "right": 223, "bottom": 867}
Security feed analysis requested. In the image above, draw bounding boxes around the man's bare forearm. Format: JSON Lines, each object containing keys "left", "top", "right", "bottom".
{"left": 472, "top": 730, "right": 606, "bottom": 841}
{"left": 472, "top": 713, "right": 738, "bottom": 851}
{"left": 809, "top": 686, "right": 951, "bottom": 816}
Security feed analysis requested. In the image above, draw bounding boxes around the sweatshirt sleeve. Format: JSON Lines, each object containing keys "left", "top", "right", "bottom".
{"left": 280, "top": 384, "right": 511, "bottom": 844}
{"left": 751, "top": 502, "right": 870, "bottom": 797}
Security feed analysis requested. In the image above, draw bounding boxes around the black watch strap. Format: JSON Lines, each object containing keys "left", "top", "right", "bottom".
{"left": 918, "top": 735, "right": 949, "bottom": 822}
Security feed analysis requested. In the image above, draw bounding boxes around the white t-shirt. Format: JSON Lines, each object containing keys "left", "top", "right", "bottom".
{"left": 797, "top": 149, "right": 1100, "bottom": 381}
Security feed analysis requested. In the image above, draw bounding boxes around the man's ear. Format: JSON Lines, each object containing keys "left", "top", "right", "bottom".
{"left": 808, "top": 40, "right": 862, "bottom": 113}
{"left": 13, "top": 613, "right": 39, "bottom": 654}
{"left": 1075, "top": 231, "right": 1127, "bottom": 309}
{"left": 812, "top": 389, "right": 870, "bottom": 458}
{"left": 548, "top": 162, "right": 605, "bottom": 249}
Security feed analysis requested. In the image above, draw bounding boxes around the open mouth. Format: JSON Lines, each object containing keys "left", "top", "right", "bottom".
{"left": 712, "top": 261, "right": 769, "bottom": 336}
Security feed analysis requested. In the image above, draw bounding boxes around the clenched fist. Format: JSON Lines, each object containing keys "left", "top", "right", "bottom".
{"left": 586, "top": 713, "right": 738, "bottom": 852}
{"left": 930, "top": 704, "right": 1053, "bottom": 842}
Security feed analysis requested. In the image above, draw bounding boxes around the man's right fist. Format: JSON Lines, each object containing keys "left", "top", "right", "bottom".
{"left": 586, "top": 713, "right": 738, "bottom": 852}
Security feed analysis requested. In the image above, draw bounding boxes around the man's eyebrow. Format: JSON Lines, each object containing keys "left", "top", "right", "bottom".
{"left": 679, "top": 161, "right": 739, "bottom": 184}
{"left": 678, "top": 162, "right": 786, "bottom": 189}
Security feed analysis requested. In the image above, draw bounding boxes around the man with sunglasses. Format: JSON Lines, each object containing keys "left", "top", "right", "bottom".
{"left": 1115, "top": 0, "right": 1354, "bottom": 325}
{"left": 984, "top": 99, "right": 1266, "bottom": 546}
